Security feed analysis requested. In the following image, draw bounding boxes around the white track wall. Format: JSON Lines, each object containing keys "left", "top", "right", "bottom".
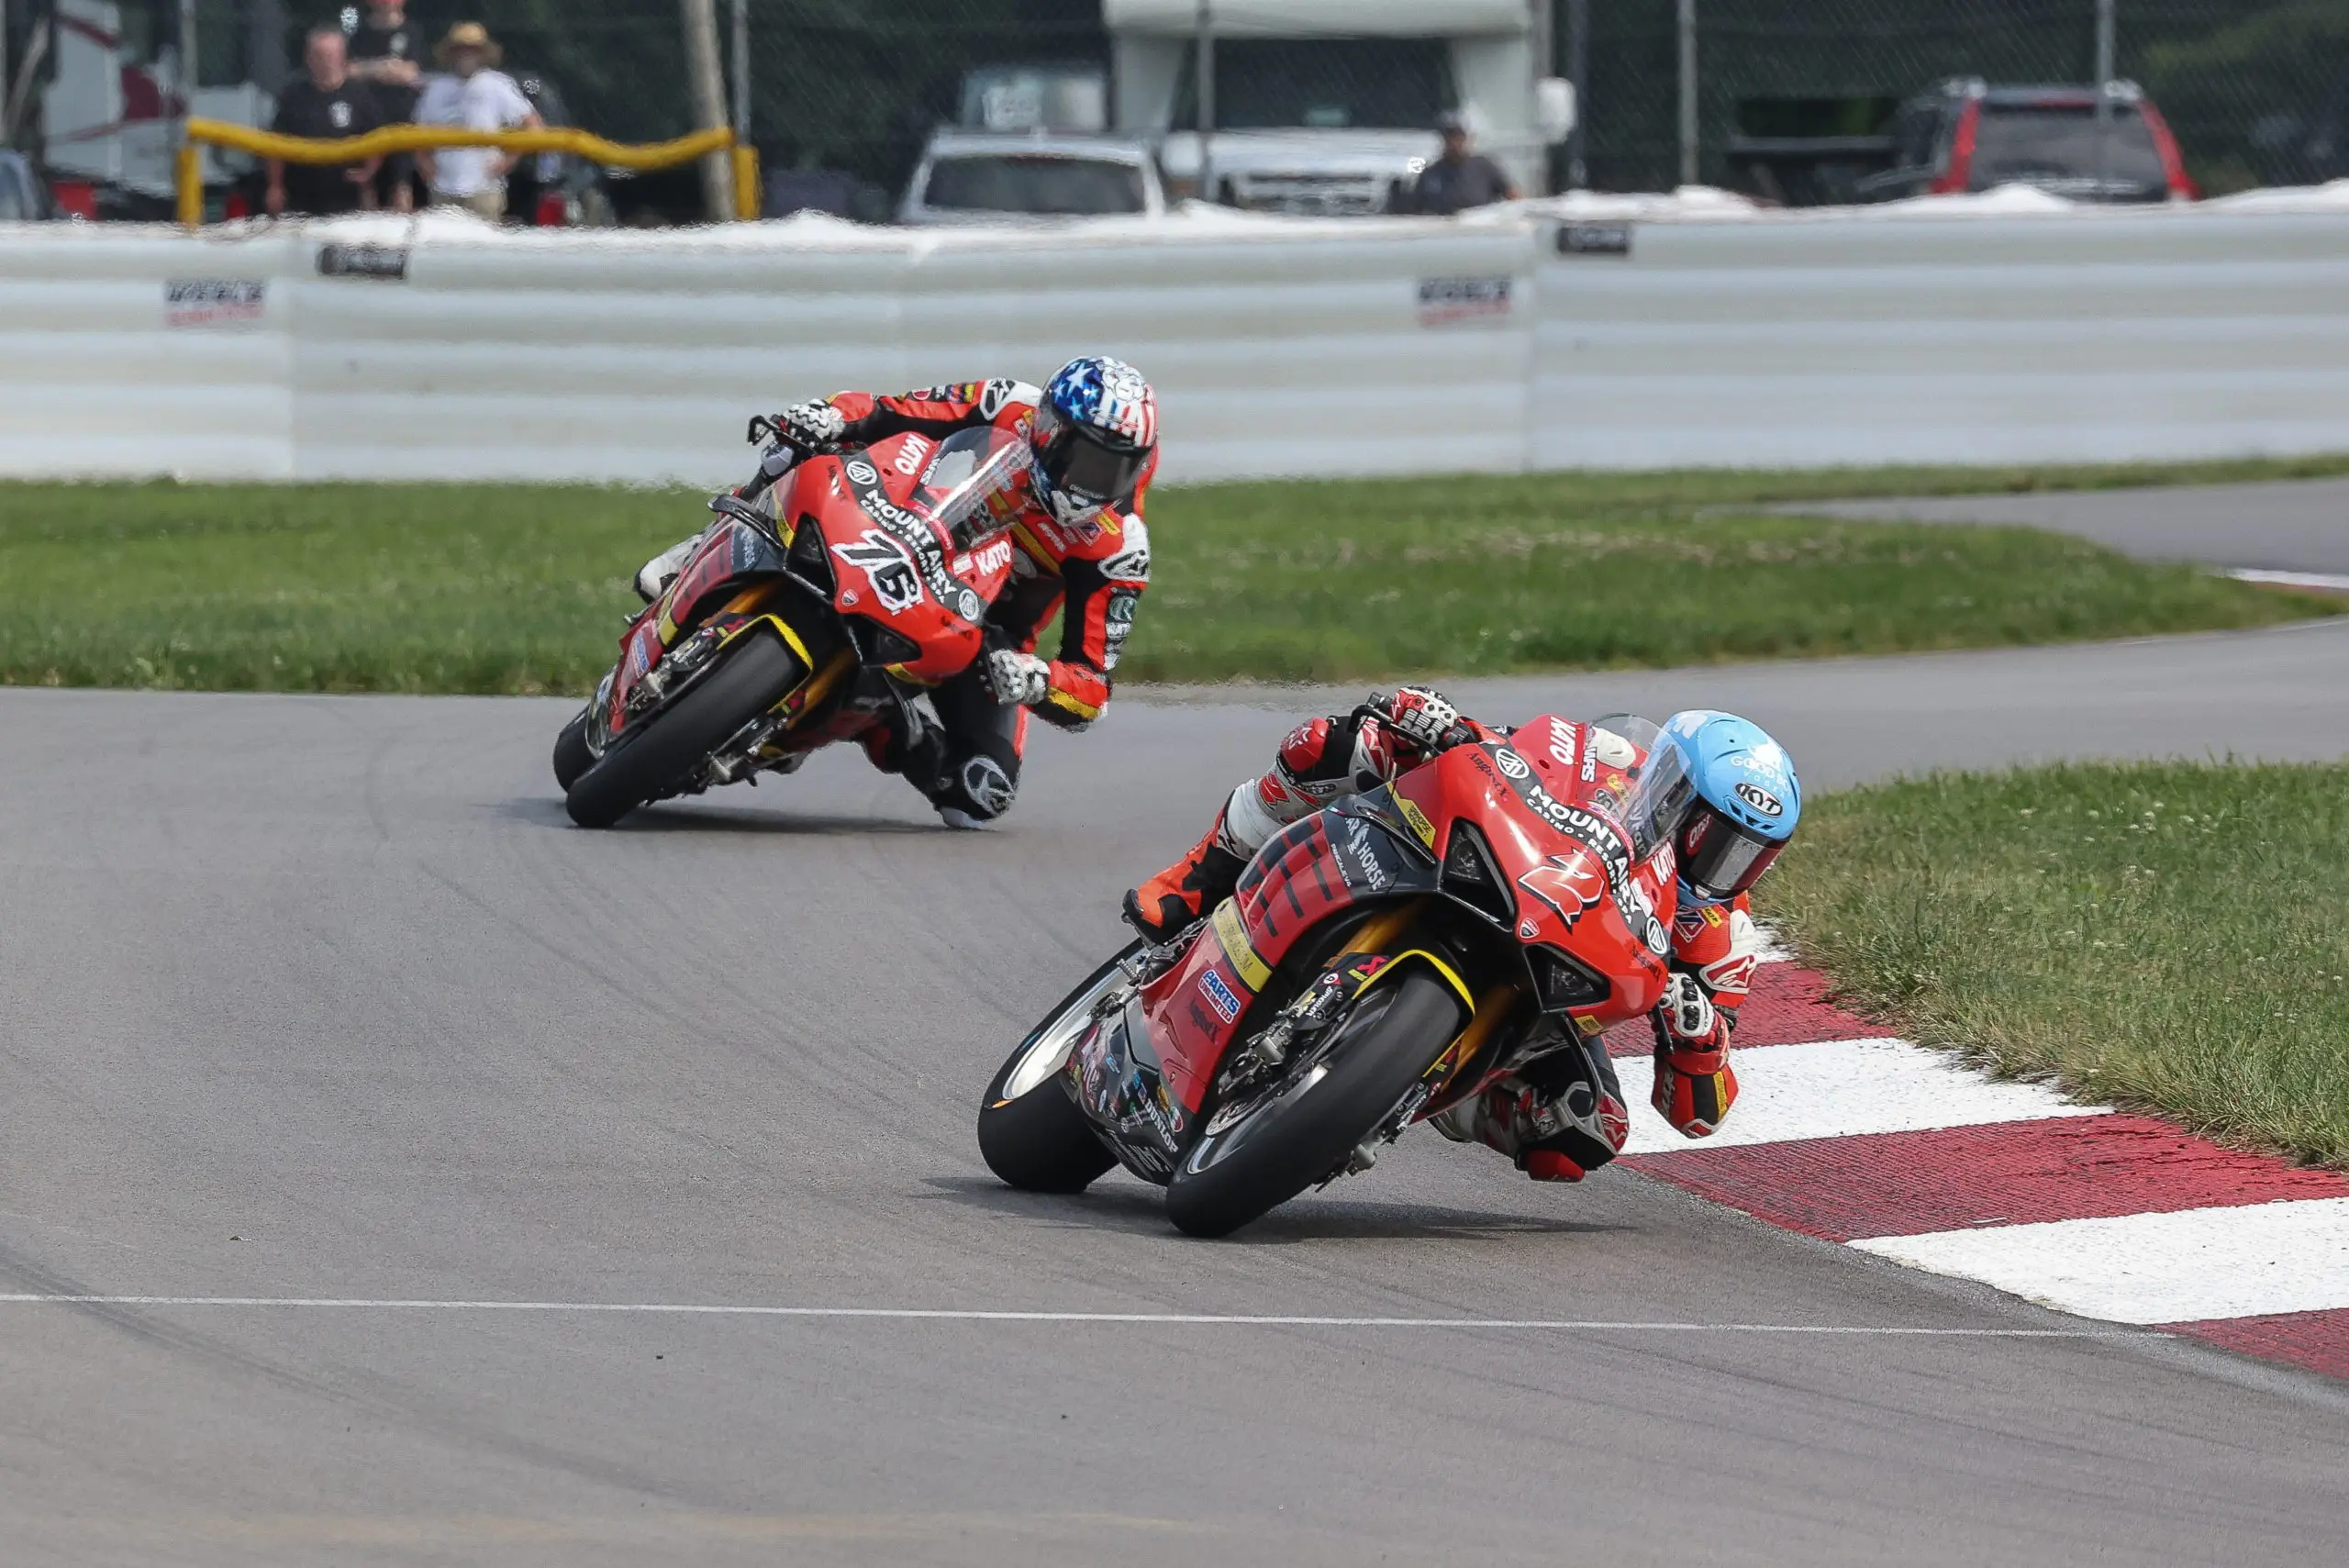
{"left": 1, "top": 202, "right": 2344, "bottom": 485}
{"left": 1534, "top": 208, "right": 2349, "bottom": 469}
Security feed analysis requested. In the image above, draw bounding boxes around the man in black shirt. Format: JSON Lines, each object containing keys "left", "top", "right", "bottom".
{"left": 267, "top": 28, "right": 384, "bottom": 217}
{"left": 347, "top": 0, "right": 423, "bottom": 212}
{"left": 1406, "top": 111, "right": 1521, "bottom": 216}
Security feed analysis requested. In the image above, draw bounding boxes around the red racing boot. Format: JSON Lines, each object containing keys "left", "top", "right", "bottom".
{"left": 1123, "top": 820, "right": 1248, "bottom": 943}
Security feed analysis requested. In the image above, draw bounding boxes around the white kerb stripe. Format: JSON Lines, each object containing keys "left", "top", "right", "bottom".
{"left": 1853, "top": 1198, "right": 2349, "bottom": 1325}
{"left": 1621, "top": 1037, "right": 2107, "bottom": 1154}
{"left": 2228, "top": 568, "right": 2349, "bottom": 594}
{"left": 0, "top": 1297, "right": 2118, "bottom": 1335}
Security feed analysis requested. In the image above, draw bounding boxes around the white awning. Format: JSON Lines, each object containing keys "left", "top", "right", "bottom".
{"left": 1104, "top": 0, "right": 1533, "bottom": 39}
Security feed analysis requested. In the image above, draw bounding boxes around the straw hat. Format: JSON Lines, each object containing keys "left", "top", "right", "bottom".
{"left": 433, "top": 22, "right": 503, "bottom": 66}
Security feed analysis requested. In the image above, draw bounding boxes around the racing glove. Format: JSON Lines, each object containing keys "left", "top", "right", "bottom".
{"left": 978, "top": 649, "right": 1052, "bottom": 707}
{"left": 1651, "top": 972, "right": 1737, "bottom": 1138}
{"left": 740, "top": 402, "right": 850, "bottom": 499}
{"left": 766, "top": 399, "right": 848, "bottom": 452}
{"left": 1380, "top": 686, "right": 1463, "bottom": 755}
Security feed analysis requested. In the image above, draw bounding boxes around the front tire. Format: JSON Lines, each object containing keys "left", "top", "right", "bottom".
{"left": 552, "top": 709, "right": 596, "bottom": 791}
{"left": 1163, "top": 970, "right": 1464, "bottom": 1240}
{"left": 976, "top": 948, "right": 1136, "bottom": 1195}
{"left": 563, "top": 629, "right": 806, "bottom": 828}
{"left": 977, "top": 1048, "right": 1116, "bottom": 1195}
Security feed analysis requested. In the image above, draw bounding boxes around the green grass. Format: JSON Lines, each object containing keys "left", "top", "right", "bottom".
{"left": 4, "top": 456, "right": 2344, "bottom": 695}
{"left": 1760, "top": 762, "right": 2349, "bottom": 1168}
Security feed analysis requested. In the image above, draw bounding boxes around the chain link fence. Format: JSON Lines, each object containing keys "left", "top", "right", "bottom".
{"left": 7, "top": 2, "right": 2344, "bottom": 211}
{"left": 1588, "top": 0, "right": 2349, "bottom": 197}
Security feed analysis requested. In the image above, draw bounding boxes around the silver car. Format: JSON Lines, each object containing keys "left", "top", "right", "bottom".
{"left": 898, "top": 131, "right": 1166, "bottom": 226}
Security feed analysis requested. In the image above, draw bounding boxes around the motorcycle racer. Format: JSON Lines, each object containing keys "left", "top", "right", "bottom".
{"left": 635, "top": 356, "right": 1158, "bottom": 827}
{"left": 1125, "top": 691, "right": 1802, "bottom": 1183}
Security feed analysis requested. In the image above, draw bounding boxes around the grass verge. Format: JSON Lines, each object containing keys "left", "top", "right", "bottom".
{"left": 1759, "top": 761, "right": 2349, "bottom": 1168}
{"left": 3, "top": 457, "right": 2343, "bottom": 695}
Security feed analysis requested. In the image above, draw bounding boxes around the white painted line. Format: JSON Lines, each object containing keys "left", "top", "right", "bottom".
{"left": 2228, "top": 568, "right": 2349, "bottom": 594}
{"left": 1853, "top": 1198, "right": 2349, "bottom": 1325}
{"left": 1623, "top": 1037, "right": 2107, "bottom": 1154}
{"left": 0, "top": 1296, "right": 2121, "bottom": 1336}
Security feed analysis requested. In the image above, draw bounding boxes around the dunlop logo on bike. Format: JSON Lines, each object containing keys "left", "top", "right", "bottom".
{"left": 1210, "top": 900, "right": 1271, "bottom": 991}
{"left": 1391, "top": 787, "right": 1438, "bottom": 850}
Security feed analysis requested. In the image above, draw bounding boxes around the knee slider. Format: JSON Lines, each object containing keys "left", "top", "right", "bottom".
{"left": 937, "top": 754, "right": 1017, "bottom": 822}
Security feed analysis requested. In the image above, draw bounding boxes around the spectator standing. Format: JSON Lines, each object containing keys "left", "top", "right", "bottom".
{"left": 265, "top": 28, "right": 383, "bottom": 217}
{"left": 348, "top": 0, "right": 425, "bottom": 212}
{"left": 414, "top": 22, "right": 541, "bottom": 221}
{"left": 1406, "top": 111, "right": 1520, "bottom": 216}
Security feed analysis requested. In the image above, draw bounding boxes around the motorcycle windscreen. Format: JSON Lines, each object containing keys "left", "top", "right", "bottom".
{"left": 911, "top": 426, "right": 1028, "bottom": 546}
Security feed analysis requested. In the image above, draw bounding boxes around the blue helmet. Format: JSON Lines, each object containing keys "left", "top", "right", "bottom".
{"left": 1624, "top": 710, "right": 1801, "bottom": 904}
{"left": 1030, "top": 356, "right": 1158, "bottom": 528}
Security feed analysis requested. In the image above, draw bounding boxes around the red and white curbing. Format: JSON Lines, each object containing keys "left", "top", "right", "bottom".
{"left": 1609, "top": 951, "right": 2349, "bottom": 1381}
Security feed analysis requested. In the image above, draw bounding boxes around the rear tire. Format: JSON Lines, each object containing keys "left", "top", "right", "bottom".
{"left": 552, "top": 709, "right": 596, "bottom": 791}
{"left": 1163, "top": 970, "right": 1464, "bottom": 1240}
{"left": 563, "top": 629, "right": 806, "bottom": 828}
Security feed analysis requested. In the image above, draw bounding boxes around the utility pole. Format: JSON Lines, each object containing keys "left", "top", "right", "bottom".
{"left": 680, "top": 0, "right": 735, "bottom": 221}
{"left": 178, "top": 0, "right": 198, "bottom": 101}
{"left": 178, "top": 0, "right": 199, "bottom": 194}
{"left": 1675, "top": 0, "right": 1698, "bottom": 187}
{"left": 1565, "top": 0, "right": 1589, "bottom": 189}
{"left": 1, "top": 0, "right": 11, "bottom": 151}
{"left": 1195, "top": 1, "right": 1215, "bottom": 204}
{"left": 730, "top": 0, "right": 750, "bottom": 143}
{"left": 1529, "top": 0, "right": 1551, "bottom": 195}
{"left": 2093, "top": 0, "right": 2116, "bottom": 193}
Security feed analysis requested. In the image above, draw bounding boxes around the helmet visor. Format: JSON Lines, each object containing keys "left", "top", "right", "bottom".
{"left": 1676, "top": 807, "right": 1785, "bottom": 903}
{"left": 1620, "top": 737, "right": 1696, "bottom": 861}
{"left": 1039, "top": 423, "right": 1148, "bottom": 512}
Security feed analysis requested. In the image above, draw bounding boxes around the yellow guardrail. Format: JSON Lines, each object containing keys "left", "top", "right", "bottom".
{"left": 178, "top": 117, "right": 761, "bottom": 226}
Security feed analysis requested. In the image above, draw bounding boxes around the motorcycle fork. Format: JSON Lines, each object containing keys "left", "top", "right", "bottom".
{"left": 1323, "top": 899, "right": 1523, "bottom": 1110}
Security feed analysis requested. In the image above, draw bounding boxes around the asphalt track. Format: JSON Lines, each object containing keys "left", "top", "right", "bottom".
{"left": 9, "top": 620, "right": 2349, "bottom": 1566}
{"left": 1781, "top": 476, "right": 2349, "bottom": 576}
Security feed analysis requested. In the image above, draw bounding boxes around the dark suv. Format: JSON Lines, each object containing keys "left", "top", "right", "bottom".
{"left": 1858, "top": 79, "right": 2198, "bottom": 204}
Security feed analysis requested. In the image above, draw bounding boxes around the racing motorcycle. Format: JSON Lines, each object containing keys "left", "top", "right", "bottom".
{"left": 977, "top": 713, "right": 1683, "bottom": 1238}
{"left": 554, "top": 423, "right": 1027, "bottom": 828}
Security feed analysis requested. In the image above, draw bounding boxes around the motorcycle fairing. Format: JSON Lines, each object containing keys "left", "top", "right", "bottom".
{"left": 807, "top": 436, "right": 1019, "bottom": 684}
{"left": 656, "top": 512, "right": 792, "bottom": 648}
{"left": 605, "top": 517, "right": 806, "bottom": 740}
{"left": 1413, "top": 737, "right": 1673, "bottom": 1021}
{"left": 1066, "top": 994, "right": 1185, "bottom": 1182}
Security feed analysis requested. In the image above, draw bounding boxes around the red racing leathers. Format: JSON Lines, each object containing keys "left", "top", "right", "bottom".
{"left": 786, "top": 380, "right": 1155, "bottom": 821}
{"left": 1126, "top": 689, "right": 1763, "bottom": 1181}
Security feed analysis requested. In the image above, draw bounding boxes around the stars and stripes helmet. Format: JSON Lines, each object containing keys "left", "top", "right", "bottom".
{"left": 1029, "top": 356, "right": 1157, "bottom": 528}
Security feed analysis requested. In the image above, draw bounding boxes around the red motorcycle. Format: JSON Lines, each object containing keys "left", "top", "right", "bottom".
{"left": 977, "top": 714, "right": 1682, "bottom": 1237}
{"left": 555, "top": 424, "right": 1027, "bottom": 828}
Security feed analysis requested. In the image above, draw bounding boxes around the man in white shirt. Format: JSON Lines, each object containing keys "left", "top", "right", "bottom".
{"left": 414, "top": 22, "right": 542, "bottom": 221}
